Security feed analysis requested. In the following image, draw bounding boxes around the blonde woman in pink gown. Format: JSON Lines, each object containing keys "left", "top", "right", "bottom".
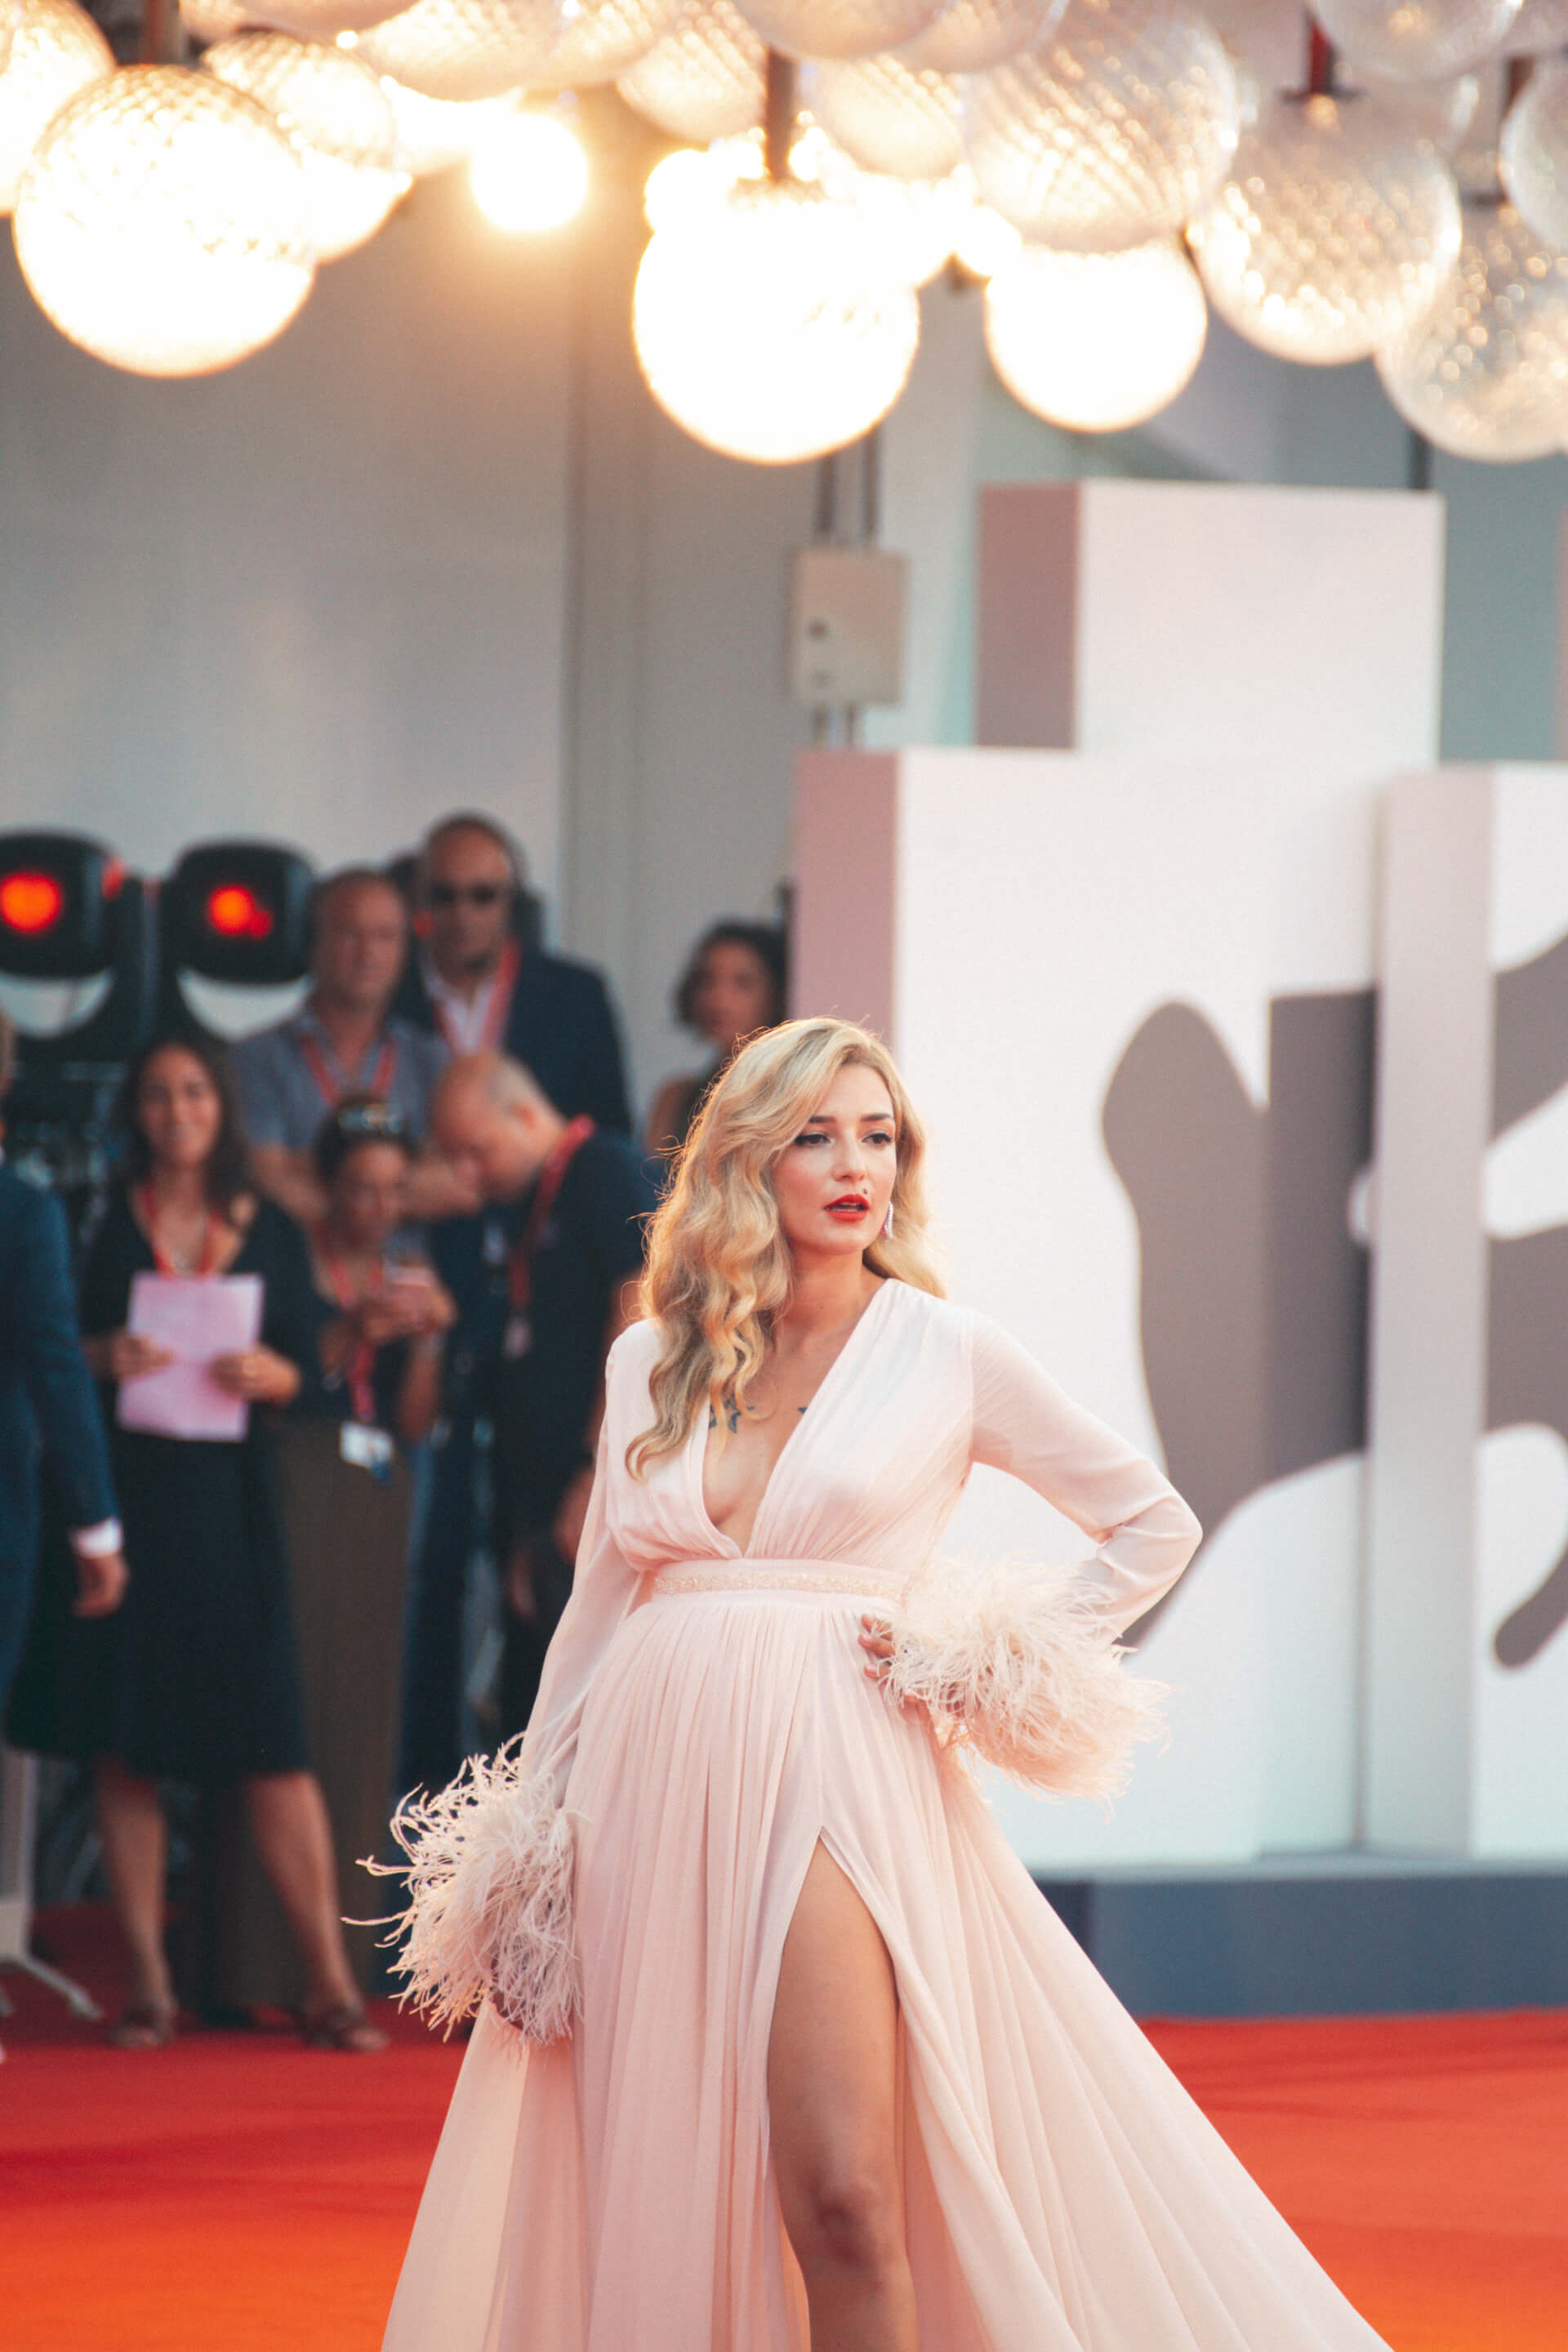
{"left": 382, "top": 1018, "right": 1392, "bottom": 2352}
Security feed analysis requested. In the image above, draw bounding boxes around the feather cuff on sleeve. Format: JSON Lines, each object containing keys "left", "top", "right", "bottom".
{"left": 887, "top": 1558, "right": 1167, "bottom": 1804}
{"left": 375, "top": 1744, "right": 580, "bottom": 2042}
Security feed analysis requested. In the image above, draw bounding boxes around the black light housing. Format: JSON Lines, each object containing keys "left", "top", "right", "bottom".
{"left": 162, "top": 840, "right": 314, "bottom": 986}
{"left": 0, "top": 831, "right": 126, "bottom": 979}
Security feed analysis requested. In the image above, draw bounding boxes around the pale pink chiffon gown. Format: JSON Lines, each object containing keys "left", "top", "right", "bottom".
{"left": 383, "top": 1281, "right": 1392, "bottom": 2352}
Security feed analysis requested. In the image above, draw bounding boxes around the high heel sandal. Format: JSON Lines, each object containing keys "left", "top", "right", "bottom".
{"left": 108, "top": 2000, "right": 177, "bottom": 2051}
{"left": 298, "top": 2000, "right": 388, "bottom": 2054}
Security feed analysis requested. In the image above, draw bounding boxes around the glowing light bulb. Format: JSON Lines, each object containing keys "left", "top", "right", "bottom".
{"left": 985, "top": 234, "right": 1208, "bottom": 429}
{"left": 470, "top": 110, "right": 587, "bottom": 230}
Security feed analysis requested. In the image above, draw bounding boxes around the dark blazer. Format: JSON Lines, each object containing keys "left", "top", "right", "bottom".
{"left": 394, "top": 946, "right": 633, "bottom": 1138}
{"left": 0, "top": 1165, "right": 118, "bottom": 1706}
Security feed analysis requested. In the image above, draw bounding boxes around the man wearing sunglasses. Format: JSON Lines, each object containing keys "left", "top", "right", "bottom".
{"left": 396, "top": 814, "right": 630, "bottom": 1137}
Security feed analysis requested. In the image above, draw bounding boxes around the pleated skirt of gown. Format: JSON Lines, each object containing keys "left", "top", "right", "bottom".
{"left": 382, "top": 1582, "right": 1390, "bottom": 2352}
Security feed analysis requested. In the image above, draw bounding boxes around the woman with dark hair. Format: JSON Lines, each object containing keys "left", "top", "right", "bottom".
{"left": 222, "top": 1094, "right": 455, "bottom": 2013}
{"left": 76, "top": 1031, "right": 384, "bottom": 2051}
{"left": 644, "top": 920, "right": 787, "bottom": 1159}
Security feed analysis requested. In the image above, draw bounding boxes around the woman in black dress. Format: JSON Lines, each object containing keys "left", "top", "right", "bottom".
{"left": 81, "top": 1032, "right": 383, "bottom": 2051}
{"left": 222, "top": 1095, "right": 453, "bottom": 2011}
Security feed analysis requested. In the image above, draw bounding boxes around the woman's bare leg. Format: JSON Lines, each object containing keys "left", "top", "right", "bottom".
{"left": 768, "top": 1842, "right": 919, "bottom": 2352}
{"left": 243, "top": 1769, "right": 372, "bottom": 2026}
{"left": 95, "top": 1757, "right": 174, "bottom": 2019}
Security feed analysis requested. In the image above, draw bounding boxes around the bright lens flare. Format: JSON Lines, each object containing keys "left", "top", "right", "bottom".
{"left": 470, "top": 111, "right": 586, "bottom": 231}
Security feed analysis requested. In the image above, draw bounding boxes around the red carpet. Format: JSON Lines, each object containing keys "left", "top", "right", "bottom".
{"left": 2, "top": 1908, "right": 1566, "bottom": 2352}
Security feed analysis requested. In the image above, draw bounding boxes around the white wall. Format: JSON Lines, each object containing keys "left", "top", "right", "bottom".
{"left": 0, "top": 169, "right": 572, "bottom": 892}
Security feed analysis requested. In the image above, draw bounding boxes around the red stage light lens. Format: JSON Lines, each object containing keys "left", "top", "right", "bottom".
{"left": 0, "top": 871, "right": 65, "bottom": 933}
{"left": 207, "top": 884, "right": 274, "bottom": 941}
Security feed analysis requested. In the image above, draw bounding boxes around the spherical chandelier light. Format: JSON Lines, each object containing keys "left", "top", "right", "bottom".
{"left": 788, "top": 119, "right": 966, "bottom": 283}
{"left": 631, "top": 176, "right": 920, "bottom": 462}
{"left": 1348, "top": 68, "right": 1479, "bottom": 155}
{"left": 985, "top": 235, "right": 1207, "bottom": 429}
{"left": 0, "top": 0, "right": 114, "bottom": 216}
{"left": 1311, "top": 0, "right": 1522, "bottom": 82}
{"left": 470, "top": 107, "right": 587, "bottom": 224}
{"left": 735, "top": 0, "right": 946, "bottom": 64}
{"left": 643, "top": 127, "right": 762, "bottom": 227}
{"left": 898, "top": 0, "right": 1062, "bottom": 73}
{"left": 1376, "top": 199, "right": 1568, "bottom": 460}
{"left": 1499, "top": 60, "right": 1568, "bottom": 250}
{"left": 353, "top": 0, "right": 559, "bottom": 104}
{"left": 615, "top": 0, "right": 765, "bottom": 141}
{"left": 1506, "top": 0, "right": 1568, "bottom": 53}
{"left": 951, "top": 177, "right": 1023, "bottom": 272}
{"left": 179, "top": 0, "right": 251, "bottom": 42}
{"left": 1188, "top": 94, "right": 1463, "bottom": 365}
{"left": 14, "top": 65, "right": 315, "bottom": 376}
{"left": 265, "top": 0, "right": 415, "bottom": 35}
{"left": 203, "top": 33, "right": 411, "bottom": 261}
{"left": 378, "top": 75, "right": 522, "bottom": 174}
{"left": 803, "top": 55, "right": 964, "bottom": 182}
{"left": 962, "top": 0, "right": 1241, "bottom": 252}
{"left": 532, "top": 0, "right": 682, "bottom": 87}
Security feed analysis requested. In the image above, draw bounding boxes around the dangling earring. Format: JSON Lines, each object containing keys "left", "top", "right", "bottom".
{"left": 883, "top": 1201, "right": 894, "bottom": 1240}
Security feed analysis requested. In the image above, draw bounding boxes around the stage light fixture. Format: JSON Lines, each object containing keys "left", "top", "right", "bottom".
{"left": 0, "top": 832, "right": 122, "bottom": 979}
{"left": 162, "top": 842, "right": 314, "bottom": 986}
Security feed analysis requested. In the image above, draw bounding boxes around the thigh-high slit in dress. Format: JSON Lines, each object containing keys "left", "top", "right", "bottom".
{"left": 381, "top": 1281, "right": 1392, "bottom": 2352}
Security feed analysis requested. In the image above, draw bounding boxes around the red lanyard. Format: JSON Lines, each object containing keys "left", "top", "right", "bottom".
{"left": 138, "top": 1183, "right": 222, "bottom": 1277}
{"left": 432, "top": 938, "right": 520, "bottom": 1057}
{"left": 509, "top": 1116, "right": 595, "bottom": 1314}
{"left": 316, "top": 1236, "right": 383, "bottom": 1426}
{"left": 297, "top": 1029, "right": 398, "bottom": 1111}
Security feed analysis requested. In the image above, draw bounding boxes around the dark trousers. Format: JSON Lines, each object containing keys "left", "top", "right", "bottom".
{"left": 397, "top": 1413, "right": 479, "bottom": 1798}
{"left": 499, "top": 1536, "right": 574, "bottom": 1744}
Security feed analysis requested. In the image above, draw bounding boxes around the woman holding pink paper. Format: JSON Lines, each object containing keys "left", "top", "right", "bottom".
{"left": 68, "top": 1033, "right": 384, "bottom": 2054}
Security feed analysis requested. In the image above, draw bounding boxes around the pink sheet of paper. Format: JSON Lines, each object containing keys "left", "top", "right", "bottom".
{"left": 116, "top": 1272, "right": 265, "bottom": 1442}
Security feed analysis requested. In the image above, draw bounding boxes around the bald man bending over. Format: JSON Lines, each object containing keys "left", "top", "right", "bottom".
{"left": 429, "top": 1054, "right": 656, "bottom": 1738}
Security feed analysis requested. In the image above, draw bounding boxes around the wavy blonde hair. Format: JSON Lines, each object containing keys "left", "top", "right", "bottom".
{"left": 629, "top": 1017, "right": 943, "bottom": 1475}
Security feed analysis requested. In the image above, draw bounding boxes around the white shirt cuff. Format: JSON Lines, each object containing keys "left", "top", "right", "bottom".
{"left": 69, "top": 1518, "right": 122, "bottom": 1559}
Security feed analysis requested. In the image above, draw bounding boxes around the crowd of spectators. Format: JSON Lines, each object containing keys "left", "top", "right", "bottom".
{"left": 0, "top": 809, "right": 786, "bottom": 2052}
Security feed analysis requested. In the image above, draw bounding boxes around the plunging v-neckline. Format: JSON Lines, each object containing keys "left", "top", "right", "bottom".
{"left": 690, "top": 1277, "right": 897, "bottom": 1558}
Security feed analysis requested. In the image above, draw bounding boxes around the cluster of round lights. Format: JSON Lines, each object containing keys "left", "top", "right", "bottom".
{"left": 1, "top": 0, "right": 1567, "bottom": 462}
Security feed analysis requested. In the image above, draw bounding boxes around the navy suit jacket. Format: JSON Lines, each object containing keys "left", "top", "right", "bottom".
{"left": 0, "top": 1164, "right": 118, "bottom": 1705}
{"left": 394, "top": 946, "right": 633, "bottom": 1138}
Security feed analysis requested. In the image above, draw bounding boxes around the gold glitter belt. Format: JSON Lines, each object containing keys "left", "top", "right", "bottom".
{"left": 647, "top": 1558, "right": 908, "bottom": 1606}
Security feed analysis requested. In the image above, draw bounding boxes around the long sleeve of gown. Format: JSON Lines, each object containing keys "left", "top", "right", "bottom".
{"left": 889, "top": 1313, "right": 1201, "bottom": 1802}
{"left": 968, "top": 1315, "right": 1200, "bottom": 1637}
{"left": 519, "top": 1396, "right": 641, "bottom": 1809}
